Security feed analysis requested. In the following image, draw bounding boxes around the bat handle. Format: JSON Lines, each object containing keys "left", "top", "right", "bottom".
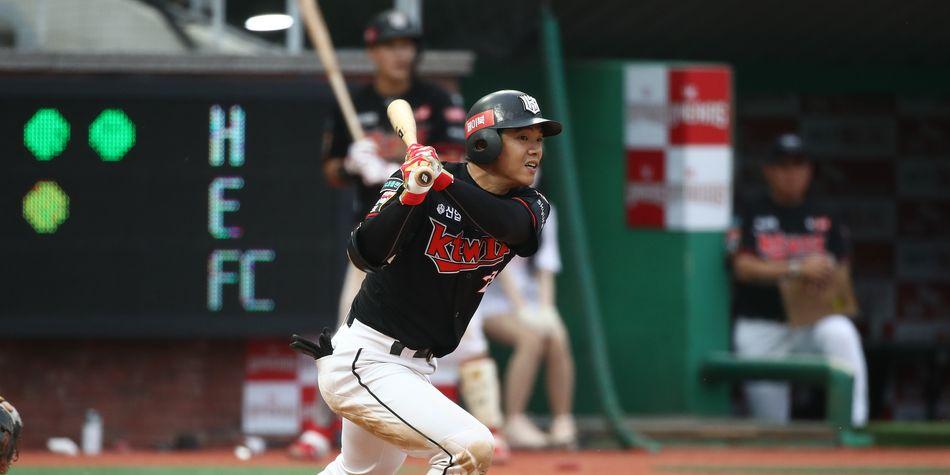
{"left": 414, "top": 167, "right": 433, "bottom": 188}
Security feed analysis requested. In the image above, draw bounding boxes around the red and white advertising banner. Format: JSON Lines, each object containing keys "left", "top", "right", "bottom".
{"left": 625, "top": 64, "right": 733, "bottom": 230}
{"left": 242, "top": 339, "right": 300, "bottom": 435}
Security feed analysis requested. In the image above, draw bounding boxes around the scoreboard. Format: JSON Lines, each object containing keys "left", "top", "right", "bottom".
{"left": 0, "top": 74, "right": 348, "bottom": 337}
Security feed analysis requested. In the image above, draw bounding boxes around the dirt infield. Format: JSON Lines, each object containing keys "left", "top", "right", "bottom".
{"left": 18, "top": 447, "right": 950, "bottom": 474}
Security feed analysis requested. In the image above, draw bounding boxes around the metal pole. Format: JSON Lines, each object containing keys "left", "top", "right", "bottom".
{"left": 540, "top": 3, "right": 660, "bottom": 452}
{"left": 211, "top": 0, "right": 225, "bottom": 52}
{"left": 35, "top": 0, "right": 48, "bottom": 49}
{"left": 286, "top": 0, "right": 302, "bottom": 54}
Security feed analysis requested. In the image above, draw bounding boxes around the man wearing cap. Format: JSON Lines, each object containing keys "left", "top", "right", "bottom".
{"left": 726, "top": 133, "right": 868, "bottom": 427}
{"left": 324, "top": 9, "right": 466, "bottom": 325}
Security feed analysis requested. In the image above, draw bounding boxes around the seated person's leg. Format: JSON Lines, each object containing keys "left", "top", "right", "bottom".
{"left": 543, "top": 314, "right": 577, "bottom": 447}
{"left": 734, "top": 317, "right": 795, "bottom": 423}
{"left": 483, "top": 313, "right": 548, "bottom": 448}
{"left": 809, "top": 314, "right": 869, "bottom": 427}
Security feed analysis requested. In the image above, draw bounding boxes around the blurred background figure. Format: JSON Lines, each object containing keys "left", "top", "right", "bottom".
{"left": 727, "top": 133, "right": 868, "bottom": 427}
{"left": 483, "top": 204, "right": 577, "bottom": 449}
{"left": 322, "top": 8, "right": 465, "bottom": 327}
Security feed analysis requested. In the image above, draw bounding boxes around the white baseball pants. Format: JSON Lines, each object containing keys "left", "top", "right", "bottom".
{"left": 733, "top": 315, "right": 868, "bottom": 427}
{"left": 316, "top": 319, "right": 494, "bottom": 475}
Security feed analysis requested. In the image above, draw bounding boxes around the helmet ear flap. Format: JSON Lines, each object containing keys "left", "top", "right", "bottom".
{"left": 465, "top": 128, "right": 502, "bottom": 165}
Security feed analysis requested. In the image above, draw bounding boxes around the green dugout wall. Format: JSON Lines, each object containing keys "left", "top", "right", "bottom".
{"left": 463, "top": 60, "right": 731, "bottom": 416}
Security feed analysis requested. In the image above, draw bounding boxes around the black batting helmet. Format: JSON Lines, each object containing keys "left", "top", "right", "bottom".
{"left": 464, "top": 90, "right": 562, "bottom": 165}
{"left": 364, "top": 10, "right": 422, "bottom": 46}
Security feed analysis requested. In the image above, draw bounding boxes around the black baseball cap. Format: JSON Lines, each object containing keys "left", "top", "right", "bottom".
{"left": 765, "top": 132, "right": 809, "bottom": 164}
{"left": 364, "top": 10, "right": 421, "bottom": 46}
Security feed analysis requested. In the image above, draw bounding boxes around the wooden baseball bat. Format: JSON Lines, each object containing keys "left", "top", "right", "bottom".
{"left": 386, "top": 99, "right": 433, "bottom": 187}
{"left": 297, "top": 0, "right": 364, "bottom": 141}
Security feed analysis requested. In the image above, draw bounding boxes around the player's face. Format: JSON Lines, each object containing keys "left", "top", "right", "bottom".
{"left": 492, "top": 126, "right": 544, "bottom": 188}
{"left": 368, "top": 38, "right": 417, "bottom": 82}
{"left": 763, "top": 157, "right": 812, "bottom": 204}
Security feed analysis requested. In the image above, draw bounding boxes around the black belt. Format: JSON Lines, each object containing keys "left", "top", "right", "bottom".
{"left": 349, "top": 315, "right": 434, "bottom": 360}
{"left": 389, "top": 340, "right": 434, "bottom": 360}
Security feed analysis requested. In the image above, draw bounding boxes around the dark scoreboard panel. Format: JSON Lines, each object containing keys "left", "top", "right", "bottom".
{"left": 0, "top": 75, "right": 349, "bottom": 337}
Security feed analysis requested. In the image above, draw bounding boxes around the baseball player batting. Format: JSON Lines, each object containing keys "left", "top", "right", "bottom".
{"left": 292, "top": 89, "right": 560, "bottom": 475}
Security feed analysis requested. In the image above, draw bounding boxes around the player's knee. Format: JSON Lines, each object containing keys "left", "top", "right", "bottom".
{"left": 467, "top": 437, "right": 494, "bottom": 473}
{"left": 815, "top": 315, "right": 860, "bottom": 347}
{"left": 464, "top": 426, "right": 495, "bottom": 473}
{"left": 446, "top": 425, "right": 494, "bottom": 474}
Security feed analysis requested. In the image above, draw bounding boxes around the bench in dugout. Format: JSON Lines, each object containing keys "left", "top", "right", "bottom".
{"left": 701, "top": 352, "right": 873, "bottom": 446}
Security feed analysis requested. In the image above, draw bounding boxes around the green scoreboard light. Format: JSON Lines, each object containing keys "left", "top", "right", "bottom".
{"left": 89, "top": 109, "right": 136, "bottom": 162}
{"left": 24, "top": 108, "right": 70, "bottom": 161}
{"left": 19, "top": 107, "right": 137, "bottom": 235}
{"left": 0, "top": 75, "right": 344, "bottom": 337}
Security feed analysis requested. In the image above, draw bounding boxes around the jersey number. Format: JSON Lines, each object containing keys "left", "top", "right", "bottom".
{"left": 478, "top": 271, "right": 499, "bottom": 293}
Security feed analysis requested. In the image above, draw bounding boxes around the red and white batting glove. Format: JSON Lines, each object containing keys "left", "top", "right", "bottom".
{"left": 407, "top": 144, "right": 454, "bottom": 191}
{"left": 399, "top": 152, "right": 434, "bottom": 205}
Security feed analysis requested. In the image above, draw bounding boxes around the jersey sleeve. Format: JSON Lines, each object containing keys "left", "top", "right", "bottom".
{"left": 534, "top": 206, "right": 562, "bottom": 273}
{"left": 510, "top": 188, "right": 552, "bottom": 257}
{"left": 348, "top": 171, "right": 417, "bottom": 272}
{"left": 365, "top": 171, "right": 404, "bottom": 219}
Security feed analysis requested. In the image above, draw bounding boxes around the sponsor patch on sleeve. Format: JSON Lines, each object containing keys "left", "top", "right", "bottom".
{"left": 368, "top": 178, "right": 403, "bottom": 216}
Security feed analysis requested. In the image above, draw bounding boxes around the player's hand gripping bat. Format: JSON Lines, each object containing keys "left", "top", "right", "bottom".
{"left": 387, "top": 99, "right": 433, "bottom": 187}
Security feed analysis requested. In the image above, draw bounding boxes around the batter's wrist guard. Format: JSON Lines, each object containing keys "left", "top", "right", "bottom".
{"left": 399, "top": 188, "right": 428, "bottom": 205}
{"left": 432, "top": 169, "right": 454, "bottom": 191}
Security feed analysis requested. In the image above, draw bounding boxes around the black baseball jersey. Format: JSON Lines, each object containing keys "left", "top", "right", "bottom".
{"left": 325, "top": 80, "right": 466, "bottom": 223}
{"left": 350, "top": 162, "right": 550, "bottom": 357}
{"left": 727, "top": 194, "right": 850, "bottom": 322}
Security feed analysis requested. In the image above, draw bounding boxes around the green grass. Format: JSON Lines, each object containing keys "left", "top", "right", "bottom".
{"left": 867, "top": 421, "right": 950, "bottom": 446}
{"left": 657, "top": 467, "right": 950, "bottom": 474}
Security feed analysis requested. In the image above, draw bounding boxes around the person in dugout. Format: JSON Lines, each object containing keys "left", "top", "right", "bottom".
{"left": 727, "top": 132, "right": 868, "bottom": 427}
